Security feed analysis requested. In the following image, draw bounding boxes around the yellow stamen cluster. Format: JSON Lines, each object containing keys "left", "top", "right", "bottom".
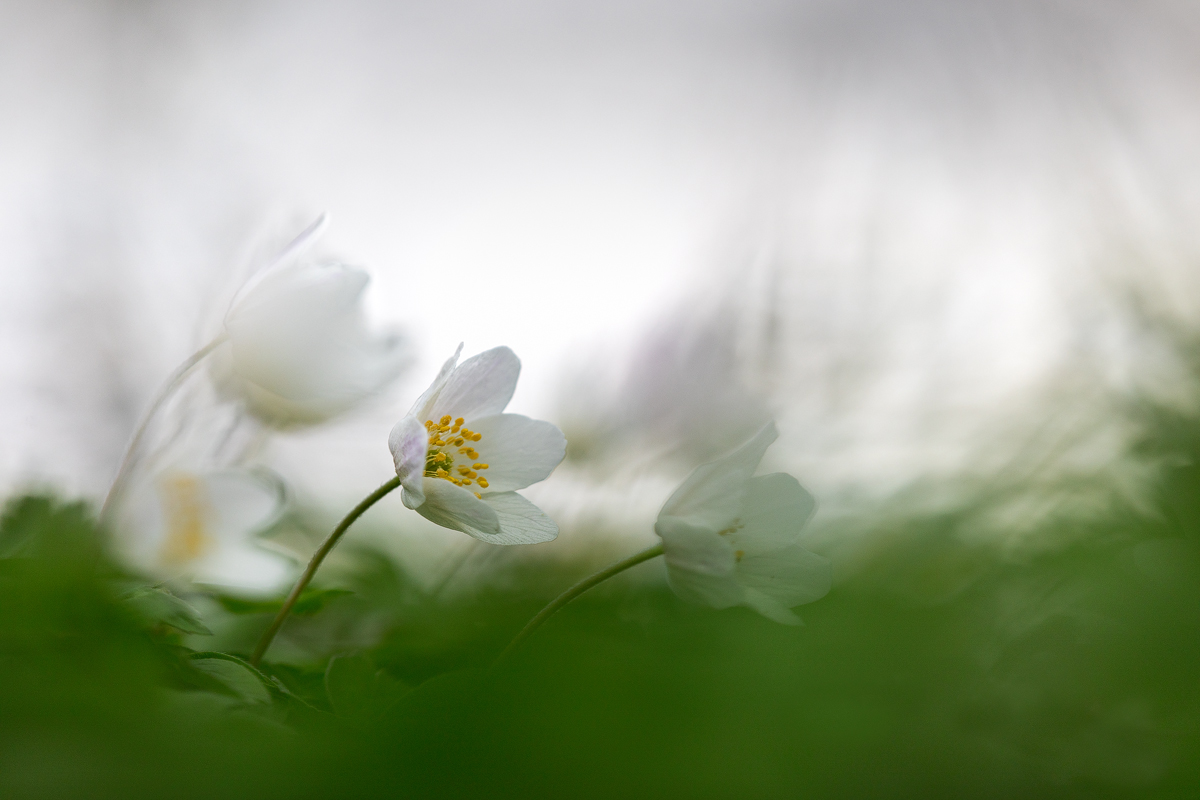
{"left": 717, "top": 520, "right": 745, "bottom": 537}
{"left": 720, "top": 520, "right": 746, "bottom": 563}
{"left": 423, "top": 415, "right": 490, "bottom": 497}
{"left": 158, "top": 473, "right": 213, "bottom": 564}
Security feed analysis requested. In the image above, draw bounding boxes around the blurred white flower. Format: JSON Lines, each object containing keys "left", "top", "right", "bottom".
{"left": 210, "top": 217, "right": 411, "bottom": 427}
{"left": 115, "top": 467, "right": 290, "bottom": 592}
{"left": 388, "top": 345, "right": 566, "bottom": 545}
{"left": 654, "top": 422, "right": 831, "bottom": 624}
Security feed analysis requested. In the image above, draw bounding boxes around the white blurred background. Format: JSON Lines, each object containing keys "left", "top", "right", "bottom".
{"left": 5, "top": 0, "right": 1200, "bottom": 575}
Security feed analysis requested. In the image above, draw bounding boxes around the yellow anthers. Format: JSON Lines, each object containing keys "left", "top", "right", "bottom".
{"left": 717, "top": 520, "right": 745, "bottom": 537}
{"left": 474, "top": 491, "right": 482, "bottom": 499}
{"left": 159, "top": 473, "right": 212, "bottom": 564}
{"left": 424, "top": 415, "right": 489, "bottom": 488}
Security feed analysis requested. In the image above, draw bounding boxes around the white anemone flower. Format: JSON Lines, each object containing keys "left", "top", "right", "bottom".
{"left": 388, "top": 345, "right": 566, "bottom": 545}
{"left": 116, "top": 468, "right": 290, "bottom": 593}
{"left": 654, "top": 422, "right": 831, "bottom": 624}
{"left": 210, "top": 219, "right": 410, "bottom": 427}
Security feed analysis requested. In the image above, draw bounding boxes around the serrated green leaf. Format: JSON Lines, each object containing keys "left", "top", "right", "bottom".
{"left": 190, "top": 653, "right": 272, "bottom": 705}
{"left": 122, "top": 586, "right": 213, "bottom": 635}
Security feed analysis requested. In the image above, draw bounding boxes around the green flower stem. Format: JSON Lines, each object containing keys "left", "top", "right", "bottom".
{"left": 250, "top": 476, "right": 401, "bottom": 667}
{"left": 495, "top": 542, "right": 665, "bottom": 666}
{"left": 99, "top": 334, "right": 229, "bottom": 525}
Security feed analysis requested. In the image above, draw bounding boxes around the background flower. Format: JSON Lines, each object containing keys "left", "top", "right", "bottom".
{"left": 209, "top": 219, "right": 411, "bottom": 427}
{"left": 113, "top": 466, "right": 289, "bottom": 593}
{"left": 654, "top": 422, "right": 831, "bottom": 624}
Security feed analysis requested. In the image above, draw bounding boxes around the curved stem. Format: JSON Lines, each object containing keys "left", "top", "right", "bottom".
{"left": 99, "top": 335, "right": 229, "bottom": 524}
{"left": 494, "top": 543, "right": 664, "bottom": 667}
{"left": 250, "top": 476, "right": 401, "bottom": 667}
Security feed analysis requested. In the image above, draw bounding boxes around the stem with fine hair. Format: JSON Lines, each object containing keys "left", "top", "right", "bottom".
{"left": 99, "top": 334, "right": 229, "bottom": 524}
{"left": 494, "top": 543, "right": 664, "bottom": 667}
{"left": 250, "top": 476, "right": 401, "bottom": 667}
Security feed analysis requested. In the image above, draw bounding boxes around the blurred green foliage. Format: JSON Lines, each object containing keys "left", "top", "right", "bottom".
{"left": 2, "top": 410, "right": 1200, "bottom": 798}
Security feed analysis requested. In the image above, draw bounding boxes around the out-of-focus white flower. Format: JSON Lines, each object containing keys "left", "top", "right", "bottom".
{"left": 654, "top": 422, "right": 831, "bottom": 624}
{"left": 210, "top": 218, "right": 410, "bottom": 427}
{"left": 388, "top": 345, "right": 566, "bottom": 545}
{"left": 115, "top": 468, "right": 290, "bottom": 592}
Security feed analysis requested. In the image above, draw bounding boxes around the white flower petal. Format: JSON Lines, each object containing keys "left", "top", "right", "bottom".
{"left": 655, "top": 516, "right": 743, "bottom": 609}
{"left": 114, "top": 468, "right": 291, "bottom": 592}
{"left": 225, "top": 213, "right": 329, "bottom": 314}
{"left": 193, "top": 545, "right": 292, "bottom": 594}
{"left": 733, "top": 473, "right": 817, "bottom": 556}
{"left": 415, "top": 477, "right": 501, "bottom": 536}
{"left": 389, "top": 415, "right": 429, "bottom": 504}
{"left": 425, "top": 346, "right": 520, "bottom": 423}
{"left": 479, "top": 491, "right": 559, "bottom": 545}
{"left": 202, "top": 470, "right": 286, "bottom": 544}
{"left": 736, "top": 543, "right": 832, "bottom": 608}
{"left": 658, "top": 421, "right": 777, "bottom": 531}
{"left": 664, "top": 568, "right": 744, "bottom": 611}
{"left": 467, "top": 414, "right": 566, "bottom": 493}
{"left": 229, "top": 261, "right": 369, "bottom": 321}
{"left": 741, "top": 588, "right": 803, "bottom": 626}
{"left": 411, "top": 343, "right": 464, "bottom": 419}
{"left": 216, "top": 260, "right": 410, "bottom": 426}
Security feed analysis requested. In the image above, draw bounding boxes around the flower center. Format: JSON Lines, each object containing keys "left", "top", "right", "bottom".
{"left": 158, "top": 472, "right": 213, "bottom": 564}
{"left": 718, "top": 520, "right": 746, "bottom": 562}
{"left": 424, "top": 415, "right": 490, "bottom": 496}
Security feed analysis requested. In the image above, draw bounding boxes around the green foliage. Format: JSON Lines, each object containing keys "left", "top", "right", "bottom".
{"left": 190, "top": 653, "right": 274, "bottom": 704}
{"left": 123, "top": 585, "right": 213, "bottom": 635}
{"left": 3, "top": 408, "right": 1200, "bottom": 800}
{"left": 216, "top": 587, "right": 354, "bottom": 616}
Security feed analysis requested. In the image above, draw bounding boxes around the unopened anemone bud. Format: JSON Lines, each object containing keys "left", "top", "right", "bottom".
{"left": 211, "top": 219, "right": 411, "bottom": 427}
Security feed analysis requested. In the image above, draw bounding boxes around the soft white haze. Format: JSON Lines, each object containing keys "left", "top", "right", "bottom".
{"left": 4, "top": 0, "right": 1200, "bottom": 559}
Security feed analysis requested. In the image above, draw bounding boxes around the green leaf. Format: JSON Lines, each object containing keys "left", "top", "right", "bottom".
{"left": 189, "top": 653, "right": 272, "bottom": 705}
{"left": 325, "top": 653, "right": 409, "bottom": 720}
{"left": 216, "top": 587, "right": 353, "bottom": 616}
{"left": 0, "top": 495, "right": 100, "bottom": 562}
{"left": 294, "top": 588, "right": 354, "bottom": 615}
{"left": 122, "top": 586, "right": 213, "bottom": 635}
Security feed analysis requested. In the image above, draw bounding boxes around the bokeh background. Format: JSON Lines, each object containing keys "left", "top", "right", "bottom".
{"left": 4, "top": 1, "right": 1200, "bottom": 796}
